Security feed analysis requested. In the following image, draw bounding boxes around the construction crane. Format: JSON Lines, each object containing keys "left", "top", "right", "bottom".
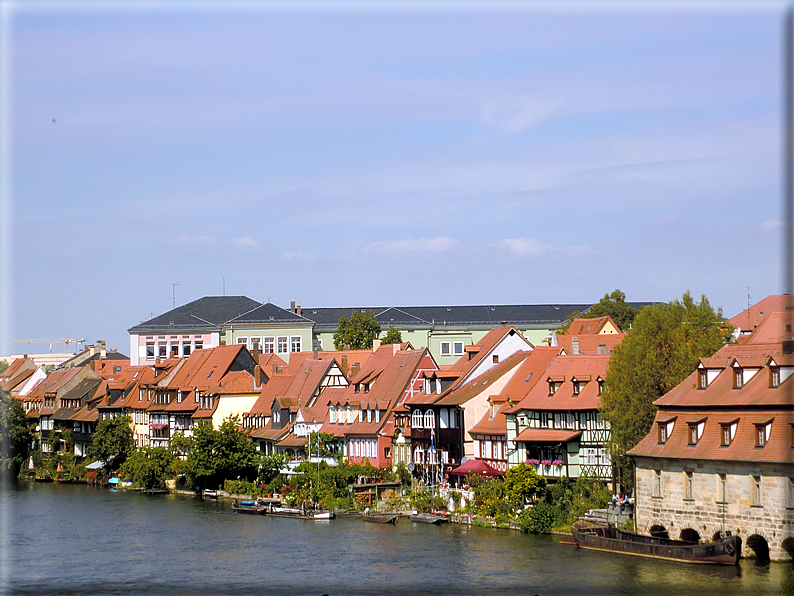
{"left": 11, "top": 338, "right": 85, "bottom": 353}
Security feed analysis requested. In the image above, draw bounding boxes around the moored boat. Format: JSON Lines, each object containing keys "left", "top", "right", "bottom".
{"left": 570, "top": 519, "right": 741, "bottom": 565}
{"left": 232, "top": 499, "right": 267, "bottom": 515}
{"left": 362, "top": 512, "right": 398, "bottom": 524}
{"left": 410, "top": 513, "right": 446, "bottom": 525}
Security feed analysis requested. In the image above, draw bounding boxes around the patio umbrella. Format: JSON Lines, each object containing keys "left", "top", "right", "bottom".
{"left": 446, "top": 459, "right": 503, "bottom": 478}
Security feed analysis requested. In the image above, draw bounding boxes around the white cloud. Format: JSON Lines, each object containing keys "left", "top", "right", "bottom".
{"left": 480, "top": 94, "right": 563, "bottom": 133}
{"left": 500, "top": 237, "right": 552, "bottom": 256}
{"left": 760, "top": 220, "right": 783, "bottom": 233}
{"left": 231, "top": 236, "right": 260, "bottom": 248}
{"left": 500, "top": 237, "right": 592, "bottom": 258}
{"left": 282, "top": 251, "right": 317, "bottom": 262}
{"left": 362, "top": 236, "right": 460, "bottom": 256}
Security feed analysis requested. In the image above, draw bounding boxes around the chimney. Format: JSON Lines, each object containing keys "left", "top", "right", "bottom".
{"left": 297, "top": 305, "right": 302, "bottom": 316}
{"left": 254, "top": 365, "right": 261, "bottom": 389}
{"left": 372, "top": 339, "right": 382, "bottom": 352}
{"left": 273, "top": 360, "right": 278, "bottom": 375}
{"left": 290, "top": 300, "right": 296, "bottom": 313}
{"left": 393, "top": 343, "right": 400, "bottom": 355}
{"left": 313, "top": 347, "right": 319, "bottom": 359}
{"left": 341, "top": 355, "right": 348, "bottom": 376}
{"left": 351, "top": 362, "right": 360, "bottom": 376}
{"left": 572, "top": 337, "right": 579, "bottom": 355}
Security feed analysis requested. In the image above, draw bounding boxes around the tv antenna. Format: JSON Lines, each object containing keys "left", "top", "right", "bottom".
{"left": 172, "top": 283, "right": 180, "bottom": 309}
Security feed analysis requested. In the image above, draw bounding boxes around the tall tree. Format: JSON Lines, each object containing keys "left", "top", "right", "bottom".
{"left": 380, "top": 325, "right": 403, "bottom": 345}
{"left": 0, "top": 390, "right": 32, "bottom": 479}
{"left": 86, "top": 415, "right": 134, "bottom": 469}
{"left": 600, "top": 292, "right": 729, "bottom": 485}
{"left": 119, "top": 445, "right": 175, "bottom": 490}
{"left": 333, "top": 310, "right": 381, "bottom": 350}
{"left": 0, "top": 360, "right": 9, "bottom": 375}
{"left": 183, "top": 416, "right": 258, "bottom": 490}
{"left": 558, "top": 289, "right": 638, "bottom": 334}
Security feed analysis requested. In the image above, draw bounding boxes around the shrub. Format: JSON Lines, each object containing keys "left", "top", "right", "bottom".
{"left": 520, "top": 502, "right": 562, "bottom": 534}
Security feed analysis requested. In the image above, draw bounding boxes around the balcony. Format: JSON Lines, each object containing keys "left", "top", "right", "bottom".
{"left": 525, "top": 459, "right": 566, "bottom": 478}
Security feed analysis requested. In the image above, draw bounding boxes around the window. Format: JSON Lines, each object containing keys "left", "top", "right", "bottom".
{"left": 330, "top": 407, "right": 337, "bottom": 424}
{"left": 264, "top": 337, "right": 275, "bottom": 354}
{"left": 685, "top": 471, "right": 694, "bottom": 500}
{"left": 170, "top": 343, "right": 179, "bottom": 358}
{"left": 752, "top": 475, "right": 762, "bottom": 506}
{"left": 548, "top": 380, "right": 556, "bottom": 396}
{"left": 573, "top": 380, "right": 581, "bottom": 395}
{"left": 453, "top": 341, "right": 464, "bottom": 355}
{"left": 195, "top": 341, "right": 203, "bottom": 350}
{"left": 440, "top": 342, "right": 451, "bottom": 356}
{"left": 182, "top": 342, "right": 191, "bottom": 357}
{"left": 423, "top": 409, "right": 435, "bottom": 429}
{"left": 698, "top": 370, "right": 707, "bottom": 389}
{"left": 277, "top": 337, "right": 288, "bottom": 353}
{"left": 237, "top": 337, "right": 248, "bottom": 346}
{"left": 251, "top": 337, "right": 261, "bottom": 352}
{"left": 597, "top": 380, "right": 604, "bottom": 395}
{"left": 771, "top": 368, "right": 780, "bottom": 388}
{"left": 688, "top": 420, "right": 704, "bottom": 445}
{"left": 658, "top": 422, "right": 668, "bottom": 444}
{"left": 733, "top": 368, "right": 743, "bottom": 389}
{"left": 654, "top": 470, "right": 663, "bottom": 497}
{"left": 718, "top": 473, "right": 727, "bottom": 503}
{"left": 158, "top": 343, "right": 167, "bottom": 358}
{"left": 492, "top": 355, "right": 499, "bottom": 364}
{"left": 720, "top": 423, "right": 736, "bottom": 447}
{"left": 290, "top": 336, "right": 301, "bottom": 353}
{"left": 412, "top": 409, "right": 422, "bottom": 429}
{"left": 755, "top": 423, "right": 769, "bottom": 447}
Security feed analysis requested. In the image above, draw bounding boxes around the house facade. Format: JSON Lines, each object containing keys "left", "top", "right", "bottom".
{"left": 628, "top": 300, "right": 794, "bottom": 561}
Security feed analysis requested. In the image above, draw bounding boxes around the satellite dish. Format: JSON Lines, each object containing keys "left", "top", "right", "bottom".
{"left": 407, "top": 463, "right": 415, "bottom": 472}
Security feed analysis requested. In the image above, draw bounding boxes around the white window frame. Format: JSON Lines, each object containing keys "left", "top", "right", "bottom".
{"left": 264, "top": 337, "right": 275, "bottom": 354}
{"left": 277, "top": 336, "right": 288, "bottom": 354}
{"left": 440, "top": 342, "right": 451, "bottom": 356}
{"left": 290, "top": 336, "right": 302, "bottom": 353}
{"left": 453, "top": 341, "right": 465, "bottom": 355}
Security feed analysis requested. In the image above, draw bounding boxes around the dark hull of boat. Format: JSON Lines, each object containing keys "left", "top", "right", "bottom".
{"left": 410, "top": 514, "right": 446, "bottom": 525}
{"left": 362, "top": 513, "right": 398, "bottom": 524}
{"left": 570, "top": 520, "right": 741, "bottom": 565}
{"left": 233, "top": 505, "right": 266, "bottom": 515}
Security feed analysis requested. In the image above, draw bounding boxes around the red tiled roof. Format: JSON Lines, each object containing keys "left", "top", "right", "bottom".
{"left": 508, "top": 354, "right": 609, "bottom": 412}
{"left": 469, "top": 401, "right": 510, "bottom": 436}
{"left": 727, "top": 295, "right": 794, "bottom": 332}
{"left": 564, "top": 316, "right": 618, "bottom": 335}
{"left": 513, "top": 429, "right": 582, "bottom": 443}
{"left": 437, "top": 352, "right": 530, "bottom": 406}
{"left": 629, "top": 409, "right": 793, "bottom": 464}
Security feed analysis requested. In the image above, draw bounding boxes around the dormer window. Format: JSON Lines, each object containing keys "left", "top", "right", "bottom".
{"left": 548, "top": 380, "right": 556, "bottom": 396}
{"left": 597, "top": 379, "right": 603, "bottom": 395}
{"left": 572, "top": 380, "right": 581, "bottom": 396}
{"left": 698, "top": 370, "right": 707, "bottom": 390}
{"left": 658, "top": 423, "right": 668, "bottom": 444}
{"left": 771, "top": 368, "right": 780, "bottom": 388}
{"left": 720, "top": 421, "right": 737, "bottom": 446}
{"left": 354, "top": 384, "right": 359, "bottom": 394}
{"left": 687, "top": 419, "right": 705, "bottom": 445}
{"left": 755, "top": 422, "right": 771, "bottom": 447}
{"left": 733, "top": 367, "right": 743, "bottom": 389}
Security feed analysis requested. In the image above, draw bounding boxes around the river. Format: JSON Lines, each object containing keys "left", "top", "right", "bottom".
{"left": 1, "top": 482, "right": 789, "bottom": 596}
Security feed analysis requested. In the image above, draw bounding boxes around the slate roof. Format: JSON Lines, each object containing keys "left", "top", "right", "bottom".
{"left": 304, "top": 304, "right": 597, "bottom": 330}
{"left": 227, "top": 302, "right": 313, "bottom": 325}
{"left": 127, "top": 296, "right": 263, "bottom": 333}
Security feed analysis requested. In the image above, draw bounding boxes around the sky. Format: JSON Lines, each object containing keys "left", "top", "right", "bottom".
{"left": 1, "top": 0, "right": 790, "bottom": 357}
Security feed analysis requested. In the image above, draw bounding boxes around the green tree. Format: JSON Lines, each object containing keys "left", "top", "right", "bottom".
{"left": 504, "top": 462, "right": 547, "bottom": 504}
{"left": 183, "top": 416, "right": 258, "bottom": 490}
{"left": 600, "top": 292, "right": 728, "bottom": 485}
{"left": 86, "top": 415, "right": 133, "bottom": 470}
{"left": 558, "top": 289, "right": 638, "bottom": 334}
{"left": 381, "top": 325, "right": 403, "bottom": 345}
{"left": 0, "top": 390, "right": 32, "bottom": 479}
{"left": 119, "top": 445, "right": 175, "bottom": 490}
{"left": 306, "top": 431, "right": 335, "bottom": 458}
{"left": 333, "top": 310, "right": 381, "bottom": 350}
{"left": 0, "top": 360, "right": 9, "bottom": 375}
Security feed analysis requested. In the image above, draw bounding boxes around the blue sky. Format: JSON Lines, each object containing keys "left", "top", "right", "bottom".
{"left": 1, "top": 1, "right": 789, "bottom": 356}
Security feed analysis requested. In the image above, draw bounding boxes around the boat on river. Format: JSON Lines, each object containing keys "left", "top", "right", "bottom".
{"left": 410, "top": 513, "right": 447, "bottom": 525}
{"left": 232, "top": 500, "right": 267, "bottom": 515}
{"left": 269, "top": 506, "right": 335, "bottom": 520}
{"left": 362, "top": 512, "right": 398, "bottom": 524}
{"left": 570, "top": 519, "right": 741, "bottom": 565}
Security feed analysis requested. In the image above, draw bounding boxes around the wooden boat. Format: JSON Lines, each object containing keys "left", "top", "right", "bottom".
{"left": 410, "top": 513, "right": 447, "bottom": 525}
{"left": 269, "top": 506, "right": 335, "bottom": 520}
{"left": 570, "top": 519, "right": 741, "bottom": 565}
{"left": 202, "top": 489, "right": 218, "bottom": 499}
{"left": 232, "top": 500, "right": 267, "bottom": 515}
{"left": 362, "top": 512, "right": 398, "bottom": 524}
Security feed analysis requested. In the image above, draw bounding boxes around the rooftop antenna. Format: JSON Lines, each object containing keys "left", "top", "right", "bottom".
{"left": 223, "top": 277, "right": 226, "bottom": 296}
{"left": 172, "top": 284, "right": 180, "bottom": 309}
{"left": 743, "top": 287, "right": 754, "bottom": 330}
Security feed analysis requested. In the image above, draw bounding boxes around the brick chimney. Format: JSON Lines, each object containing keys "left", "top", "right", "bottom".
{"left": 254, "top": 365, "right": 261, "bottom": 389}
{"left": 290, "top": 300, "right": 296, "bottom": 313}
{"left": 341, "top": 355, "right": 348, "bottom": 376}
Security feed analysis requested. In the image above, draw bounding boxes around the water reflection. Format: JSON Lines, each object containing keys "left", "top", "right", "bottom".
{"left": 2, "top": 483, "right": 789, "bottom": 596}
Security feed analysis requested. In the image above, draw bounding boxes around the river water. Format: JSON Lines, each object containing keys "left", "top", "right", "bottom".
{"left": 1, "top": 482, "right": 789, "bottom": 596}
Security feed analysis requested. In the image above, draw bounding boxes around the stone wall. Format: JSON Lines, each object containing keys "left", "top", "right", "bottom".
{"left": 634, "top": 458, "right": 794, "bottom": 561}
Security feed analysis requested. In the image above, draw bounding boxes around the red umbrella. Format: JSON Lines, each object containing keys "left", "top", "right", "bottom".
{"left": 446, "top": 458, "right": 503, "bottom": 478}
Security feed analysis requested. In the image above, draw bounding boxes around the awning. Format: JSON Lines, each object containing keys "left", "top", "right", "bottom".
{"left": 513, "top": 429, "right": 582, "bottom": 443}
{"left": 446, "top": 458, "right": 503, "bottom": 477}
